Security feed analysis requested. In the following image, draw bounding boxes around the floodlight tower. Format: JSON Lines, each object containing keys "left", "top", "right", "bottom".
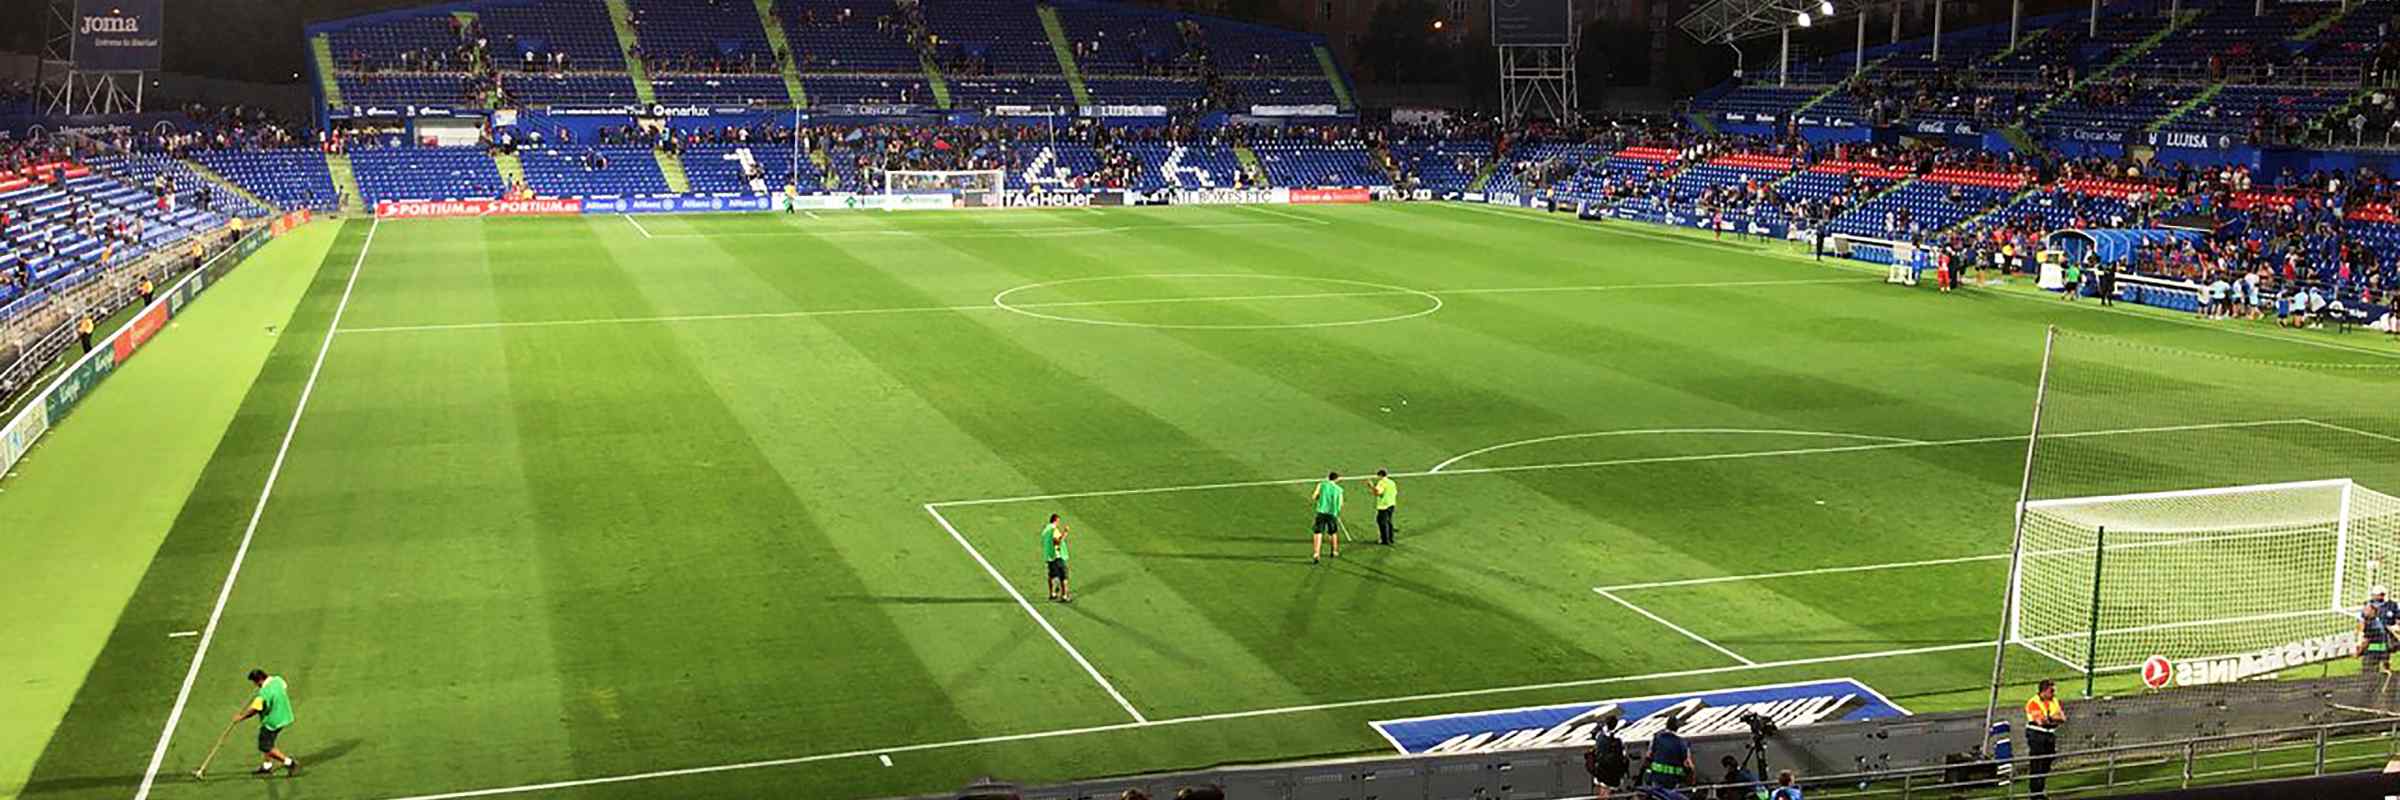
{"left": 39, "top": 0, "right": 157, "bottom": 115}
{"left": 1493, "top": 0, "right": 1578, "bottom": 124}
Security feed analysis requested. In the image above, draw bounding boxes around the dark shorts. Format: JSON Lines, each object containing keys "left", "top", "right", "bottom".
{"left": 1312, "top": 513, "right": 1341, "bottom": 534}
{"left": 1046, "top": 558, "right": 1067, "bottom": 581}
{"left": 257, "top": 725, "right": 283, "bottom": 753}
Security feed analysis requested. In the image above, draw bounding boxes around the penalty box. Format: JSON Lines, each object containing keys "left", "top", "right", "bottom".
{"left": 916, "top": 427, "right": 2129, "bottom": 721}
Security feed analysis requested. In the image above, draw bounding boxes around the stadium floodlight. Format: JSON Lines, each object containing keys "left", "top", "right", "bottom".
{"left": 1678, "top": 0, "right": 1850, "bottom": 44}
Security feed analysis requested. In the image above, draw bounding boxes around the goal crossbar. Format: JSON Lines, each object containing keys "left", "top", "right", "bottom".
{"left": 2019, "top": 478, "right": 2355, "bottom": 511}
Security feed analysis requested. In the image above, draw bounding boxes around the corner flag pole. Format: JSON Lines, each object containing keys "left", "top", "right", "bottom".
{"left": 1983, "top": 325, "right": 2058, "bottom": 741}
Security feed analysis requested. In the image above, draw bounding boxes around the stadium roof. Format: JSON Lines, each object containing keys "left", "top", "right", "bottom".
{"left": 1677, "top": 0, "right": 1852, "bottom": 44}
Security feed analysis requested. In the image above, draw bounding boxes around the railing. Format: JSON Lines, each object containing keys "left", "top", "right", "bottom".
{"left": 2211, "top": 63, "right": 2367, "bottom": 89}
{"left": 0, "top": 222, "right": 279, "bottom": 481}
{"left": 0, "top": 226, "right": 239, "bottom": 404}
{"left": 1658, "top": 716, "right": 2400, "bottom": 800}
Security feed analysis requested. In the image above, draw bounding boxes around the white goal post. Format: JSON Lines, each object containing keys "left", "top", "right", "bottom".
{"left": 2003, "top": 478, "right": 2400, "bottom": 680}
{"left": 882, "top": 169, "right": 1006, "bottom": 203}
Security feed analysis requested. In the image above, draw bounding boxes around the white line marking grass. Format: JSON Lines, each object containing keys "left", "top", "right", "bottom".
{"left": 1239, "top": 204, "right": 1333, "bottom": 225}
{"left": 1594, "top": 588, "right": 1755, "bottom": 665}
{"left": 135, "top": 218, "right": 382, "bottom": 800}
{"left": 625, "top": 219, "right": 1314, "bottom": 239}
{"left": 620, "top": 213, "right": 655, "bottom": 239}
{"left": 928, "top": 419, "right": 2311, "bottom": 509}
{"left": 990, "top": 274, "right": 1445, "bottom": 331}
{"left": 373, "top": 638, "right": 2002, "bottom": 800}
{"left": 923, "top": 505, "right": 1147, "bottom": 724}
{"left": 166, "top": 631, "right": 198, "bottom": 638}
{"left": 1428, "top": 427, "right": 1927, "bottom": 473}
{"left": 1598, "top": 552, "right": 2013, "bottom": 592}
{"left": 364, "top": 415, "right": 2371, "bottom": 800}
{"left": 338, "top": 277, "right": 1871, "bottom": 335}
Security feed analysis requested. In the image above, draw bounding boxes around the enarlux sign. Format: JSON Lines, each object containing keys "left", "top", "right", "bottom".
{"left": 73, "top": 0, "right": 163, "bottom": 71}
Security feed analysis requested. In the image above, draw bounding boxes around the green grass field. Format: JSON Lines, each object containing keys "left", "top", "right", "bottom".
{"left": 11, "top": 203, "right": 2400, "bottom": 800}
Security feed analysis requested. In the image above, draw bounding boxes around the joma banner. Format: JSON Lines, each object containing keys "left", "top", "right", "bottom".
{"left": 74, "top": 0, "right": 163, "bottom": 71}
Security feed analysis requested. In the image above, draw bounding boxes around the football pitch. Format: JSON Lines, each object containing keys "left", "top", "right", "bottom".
{"left": 14, "top": 202, "right": 2400, "bottom": 799}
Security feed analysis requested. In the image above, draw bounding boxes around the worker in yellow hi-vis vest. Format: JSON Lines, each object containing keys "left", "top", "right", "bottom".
{"left": 78, "top": 314, "right": 96, "bottom": 353}
{"left": 1369, "top": 468, "right": 1399, "bottom": 545}
{"left": 2024, "top": 679, "right": 2064, "bottom": 800}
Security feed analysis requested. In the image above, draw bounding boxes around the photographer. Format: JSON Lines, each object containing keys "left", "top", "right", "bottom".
{"left": 1641, "top": 715, "right": 1696, "bottom": 791}
{"left": 1715, "top": 755, "right": 1765, "bottom": 800}
{"left": 1585, "top": 711, "right": 1630, "bottom": 798}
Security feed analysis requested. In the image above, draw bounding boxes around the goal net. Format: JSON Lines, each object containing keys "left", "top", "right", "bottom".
{"left": 1986, "top": 330, "right": 2400, "bottom": 719}
{"left": 2010, "top": 479, "right": 2400, "bottom": 676}
{"left": 883, "top": 169, "right": 1004, "bottom": 206}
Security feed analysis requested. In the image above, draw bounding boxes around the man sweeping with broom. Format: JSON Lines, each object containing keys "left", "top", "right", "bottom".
{"left": 232, "top": 669, "right": 299, "bottom": 776}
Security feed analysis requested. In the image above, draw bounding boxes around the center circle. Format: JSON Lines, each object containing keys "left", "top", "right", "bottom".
{"left": 990, "top": 274, "right": 1444, "bottom": 330}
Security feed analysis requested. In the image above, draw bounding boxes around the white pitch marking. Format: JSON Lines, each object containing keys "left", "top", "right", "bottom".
{"left": 804, "top": 211, "right": 822, "bottom": 220}
{"left": 927, "top": 419, "right": 2313, "bottom": 509}
{"left": 990, "top": 274, "right": 1445, "bottom": 331}
{"left": 339, "top": 303, "right": 1000, "bottom": 334}
{"left": 1238, "top": 204, "right": 1333, "bottom": 225}
{"left": 1594, "top": 588, "right": 1755, "bottom": 665}
{"left": 621, "top": 213, "right": 656, "bottom": 239}
{"left": 367, "top": 638, "right": 1999, "bottom": 800}
{"left": 1596, "top": 522, "right": 2330, "bottom": 595}
{"left": 1598, "top": 552, "right": 2015, "bottom": 592}
{"left": 625, "top": 220, "right": 1310, "bottom": 239}
{"left": 2302, "top": 419, "right": 2400, "bottom": 446}
{"left": 1428, "top": 427, "right": 1928, "bottom": 474}
{"left": 166, "top": 631, "right": 198, "bottom": 638}
{"left": 134, "top": 218, "right": 382, "bottom": 800}
{"left": 922, "top": 504, "right": 1147, "bottom": 724}
{"left": 337, "top": 277, "right": 1868, "bottom": 335}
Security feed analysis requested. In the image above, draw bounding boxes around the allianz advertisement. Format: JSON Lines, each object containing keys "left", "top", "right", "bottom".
{"left": 1370, "top": 679, "right": 1909, "bottom": 755}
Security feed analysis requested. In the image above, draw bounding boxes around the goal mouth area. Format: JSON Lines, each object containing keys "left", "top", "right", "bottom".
{"left": 2005, "top": 477, "right": 2400, "bottom": 676}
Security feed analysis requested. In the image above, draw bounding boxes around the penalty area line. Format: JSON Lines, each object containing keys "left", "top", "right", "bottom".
{"left": 922, "top": 504, "right": 1148, "bottom": 724}
{"left": 1594, "top": 588, "right": 1755, "bottom": 665}
{"left": 367, "top": 637, "right": 1996, "bottom": 800}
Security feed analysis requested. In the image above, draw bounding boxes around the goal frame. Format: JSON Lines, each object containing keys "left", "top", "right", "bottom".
{"left": 880, "top": 169, "right": 1006, "bottom": 200}
{"left": 2005, "top": 477, "right": 2364, "bottom": 649}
